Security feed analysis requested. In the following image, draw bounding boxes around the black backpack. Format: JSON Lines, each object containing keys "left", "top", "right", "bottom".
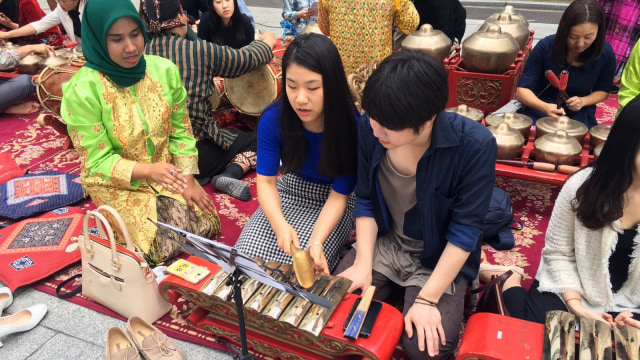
{"left": 483, "top": 187, "right": 522, "bottom": 250}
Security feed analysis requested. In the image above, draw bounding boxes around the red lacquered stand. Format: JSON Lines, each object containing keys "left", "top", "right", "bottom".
{"left": 444, "top": 30, "right": 535, "bottom": 115}
{"left": 495, "top": 127, "right": 594, "bottom": 186}
{"left": 456, "top": 313, "right": 545, "bottom": 360}
{"left": 159, "top": 255, "right": 404, "bottom": 360}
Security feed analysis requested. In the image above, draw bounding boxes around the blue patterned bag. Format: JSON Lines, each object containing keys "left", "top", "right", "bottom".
{"left": 0, "top": 170, "right": 85, "bottom": 220}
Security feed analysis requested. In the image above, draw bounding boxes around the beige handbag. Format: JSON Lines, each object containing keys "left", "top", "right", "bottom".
{"left": 57, "top": 205, "right": 171, "bottom": 323}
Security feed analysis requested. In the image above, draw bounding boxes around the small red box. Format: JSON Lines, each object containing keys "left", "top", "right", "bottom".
{"left": 456, "top": 313, "right": 545, "bottom": 360}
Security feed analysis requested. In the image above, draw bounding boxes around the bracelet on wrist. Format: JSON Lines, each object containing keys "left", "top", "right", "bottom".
{"left": 414, "top": 300, "right": 438, "bottom": 308}
{"left": 415, "top": 295, "right": 439, "bottom": 306}
{"left": 565, "top": 297, "right": 581, "bottom": 304}
{"left": 308, "top": 242, "right": 323, "bottom": 249}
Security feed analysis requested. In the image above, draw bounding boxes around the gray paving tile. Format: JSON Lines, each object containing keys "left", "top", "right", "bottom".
{"left": 26, "top": 333, "right": 103, "bottom": 360}
{"left": 0, "top": 325, "right": 55, "bottom": 359}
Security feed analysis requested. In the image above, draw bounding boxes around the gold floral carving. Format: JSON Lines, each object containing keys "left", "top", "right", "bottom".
{"left": 455, "top": 77, "right": 503, "bottom": 109}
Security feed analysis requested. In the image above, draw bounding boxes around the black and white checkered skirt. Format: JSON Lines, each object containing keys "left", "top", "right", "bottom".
{"left": 235, "top": 174, "right": 355, "bottom": 272}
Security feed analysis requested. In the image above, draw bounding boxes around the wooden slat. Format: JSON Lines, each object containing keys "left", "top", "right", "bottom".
{"left": 613, "top": 324, "right": 640, "bottom": 360}
{"left": 578, "top": 318, "right": 612, "bottom": 360}
{"left": 544, "top": 310, "right": 576, "bottom": 360}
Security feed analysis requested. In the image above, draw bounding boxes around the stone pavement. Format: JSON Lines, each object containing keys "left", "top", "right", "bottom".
{"left": 4, "top": 3, "right": 561, "bottom": 360}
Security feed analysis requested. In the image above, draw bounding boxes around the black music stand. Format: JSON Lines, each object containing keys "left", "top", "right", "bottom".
{"left": 150, "top": 220, "right": 332, "bottom": 360}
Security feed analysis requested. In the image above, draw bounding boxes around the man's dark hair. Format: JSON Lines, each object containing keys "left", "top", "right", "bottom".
{"left": 362, "top": 50, "right": 448, "bottom": 133}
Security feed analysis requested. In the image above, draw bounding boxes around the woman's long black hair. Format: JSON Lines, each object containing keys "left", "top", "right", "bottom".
{"left": 278, "top": 33, "right": 358, "bottom": 178}
{"left": 573, "top": 96, "right": 640, "bottom": 229}
{"left": 552, "top": 0, "right": 606, "bottom": 66}
{"left": 205, "top": 0, "right": 248, "bottom": 47}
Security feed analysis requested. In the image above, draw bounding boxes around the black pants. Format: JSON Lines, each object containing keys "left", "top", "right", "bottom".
{"left": 504, "top": 280, "right": 640, "bottom": 324}
{"left": 195, "top": 130, "right": 256, "bottom": 179}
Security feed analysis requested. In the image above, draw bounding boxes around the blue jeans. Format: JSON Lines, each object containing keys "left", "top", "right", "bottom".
{"left": 0, "top": 75, "right": 35, "bottom": 113}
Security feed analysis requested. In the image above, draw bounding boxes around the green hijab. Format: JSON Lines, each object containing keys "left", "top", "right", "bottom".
{"left": 81, "top": 0, "right": 149, "bottom": 87}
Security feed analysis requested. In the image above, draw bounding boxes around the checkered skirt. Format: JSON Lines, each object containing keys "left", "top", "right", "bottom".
{"left": 235, "top": 174, "right": 355, "bottom": 272}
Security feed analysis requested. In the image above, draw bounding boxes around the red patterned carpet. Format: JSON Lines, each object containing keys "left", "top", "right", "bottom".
{"left": 0, "top": 94, "right": 618, "bottom": 359}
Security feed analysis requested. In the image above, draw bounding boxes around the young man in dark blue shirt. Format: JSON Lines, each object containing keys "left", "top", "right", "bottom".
{"left": 335, "top": 51, "right": 497, "bottom": 360}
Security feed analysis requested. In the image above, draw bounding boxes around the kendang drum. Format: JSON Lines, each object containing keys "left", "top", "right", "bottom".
{"left": 224, "top": 41, "right": 287, "bottom": 116}
{"left": 208, "top": 77, "right": 228, "bottom": 112}
{"left": 36, "top": 61, "right": 84, "bottom": 116}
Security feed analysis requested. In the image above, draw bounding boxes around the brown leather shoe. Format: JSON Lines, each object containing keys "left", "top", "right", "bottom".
{"left": 105, "top": 327, "right": 140, "bottom": 360}
{"left": 126, "top": 316, "right": 184, "bottom": 360}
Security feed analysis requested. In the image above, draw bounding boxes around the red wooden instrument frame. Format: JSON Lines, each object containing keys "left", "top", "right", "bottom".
{"left": 494, "top": 126, "right": 594, "bottom": 186}
{"left": 159, "top": 255, "right": 404, "bottom": 360}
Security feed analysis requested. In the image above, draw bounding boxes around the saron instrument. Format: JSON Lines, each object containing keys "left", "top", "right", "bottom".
{"left": 160, "top": 255, "right": 404, "bottom": 360}
{"left": 457, "top": 311, "right": 640, "bottom": 359}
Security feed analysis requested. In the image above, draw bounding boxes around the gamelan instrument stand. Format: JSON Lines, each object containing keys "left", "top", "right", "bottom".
{"left": 228, "top": 263, "right": 254, "bottom": 360}
{"left": 152, "top": 222, "right": 404, "bottom": 360}
{"left": 156, "top": 222, "right": 396, "bottom": 360}
{"left": 458, "top": 311, "right": 640, "bottom": 359}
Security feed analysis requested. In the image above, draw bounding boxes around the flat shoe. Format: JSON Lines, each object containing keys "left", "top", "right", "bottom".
{"left": 127, "top": 316, "right": 184, "bottom": 360}
{"left": 105, "top": 327, "right": 140, "bottom": 360}
{"left": 0, "top": 287, "right": 12, "bottom": 315}
{"left": 478, "top": 262, "right": 525, "bottom": 279}
{"left": 0, "top": 304, "right": 47, "bottom": 347}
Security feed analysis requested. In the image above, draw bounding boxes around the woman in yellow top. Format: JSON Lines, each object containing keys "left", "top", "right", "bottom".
{"left": 318, "top": 0, "right": 419, "bottom": 75}
{"left": 61, "top": 0, "right": 219, "bottom": 265}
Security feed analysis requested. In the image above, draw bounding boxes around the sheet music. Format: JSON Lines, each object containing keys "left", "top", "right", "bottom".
{"left": 152, "top": 220, "right": 332, "bottom": 308}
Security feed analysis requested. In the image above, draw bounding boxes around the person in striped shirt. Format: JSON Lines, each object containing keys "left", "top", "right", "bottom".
{"left": 141, "top": 0, "right": 276, "bottom": 201}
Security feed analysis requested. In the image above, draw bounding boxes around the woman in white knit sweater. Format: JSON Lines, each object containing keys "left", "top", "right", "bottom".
{"left": 481, "top": 96, "right": 640, "bottom": 327}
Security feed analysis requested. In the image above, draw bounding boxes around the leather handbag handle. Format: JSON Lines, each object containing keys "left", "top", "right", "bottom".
{"left": 96, "top": 205, "right": 136, "bottom": 252}
{"left": 83, "top": 210, "right": 121, "bottom": 270}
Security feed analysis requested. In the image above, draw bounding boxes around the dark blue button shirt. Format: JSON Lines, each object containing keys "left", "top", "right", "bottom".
{"left": 354, "top": 111, "right": 497, "bottom": 281}
{"left": 518, "top": 35, "right": 615, "bottom": 128}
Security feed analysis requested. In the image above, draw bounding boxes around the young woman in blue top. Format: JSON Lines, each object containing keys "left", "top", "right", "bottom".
{"left": 235, "top": 33, "right": 358, "bottom": 274}
{"left": 197, "top": 0, "right": 253, "bottom": 48}
{"left": 516, "top": 0, "right": 615, "bottom": 128}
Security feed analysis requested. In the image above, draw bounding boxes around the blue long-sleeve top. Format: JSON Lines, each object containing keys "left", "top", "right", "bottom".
{"left": 354, "top": 112, "right": 497, "bottom": 281}
{"left": 257, "top": 102, "right": 357, "bottom": 195}
{"left": 518, "top": 35, "right": 615, "bottom": 128}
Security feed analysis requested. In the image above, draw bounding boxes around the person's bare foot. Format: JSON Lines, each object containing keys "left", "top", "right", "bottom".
{"left": 4, "top": 101, "right": 41, "bottom": 115}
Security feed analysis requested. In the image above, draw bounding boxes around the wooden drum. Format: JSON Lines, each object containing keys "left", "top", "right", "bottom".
{"left": 224, "top": 41, "right": 287, "bottom": 116}
{"left": 208, "top": 77, "right": 228, "bottom": 112}
{"left": 35, "top": 62, "right": 84, "bottom": 117}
